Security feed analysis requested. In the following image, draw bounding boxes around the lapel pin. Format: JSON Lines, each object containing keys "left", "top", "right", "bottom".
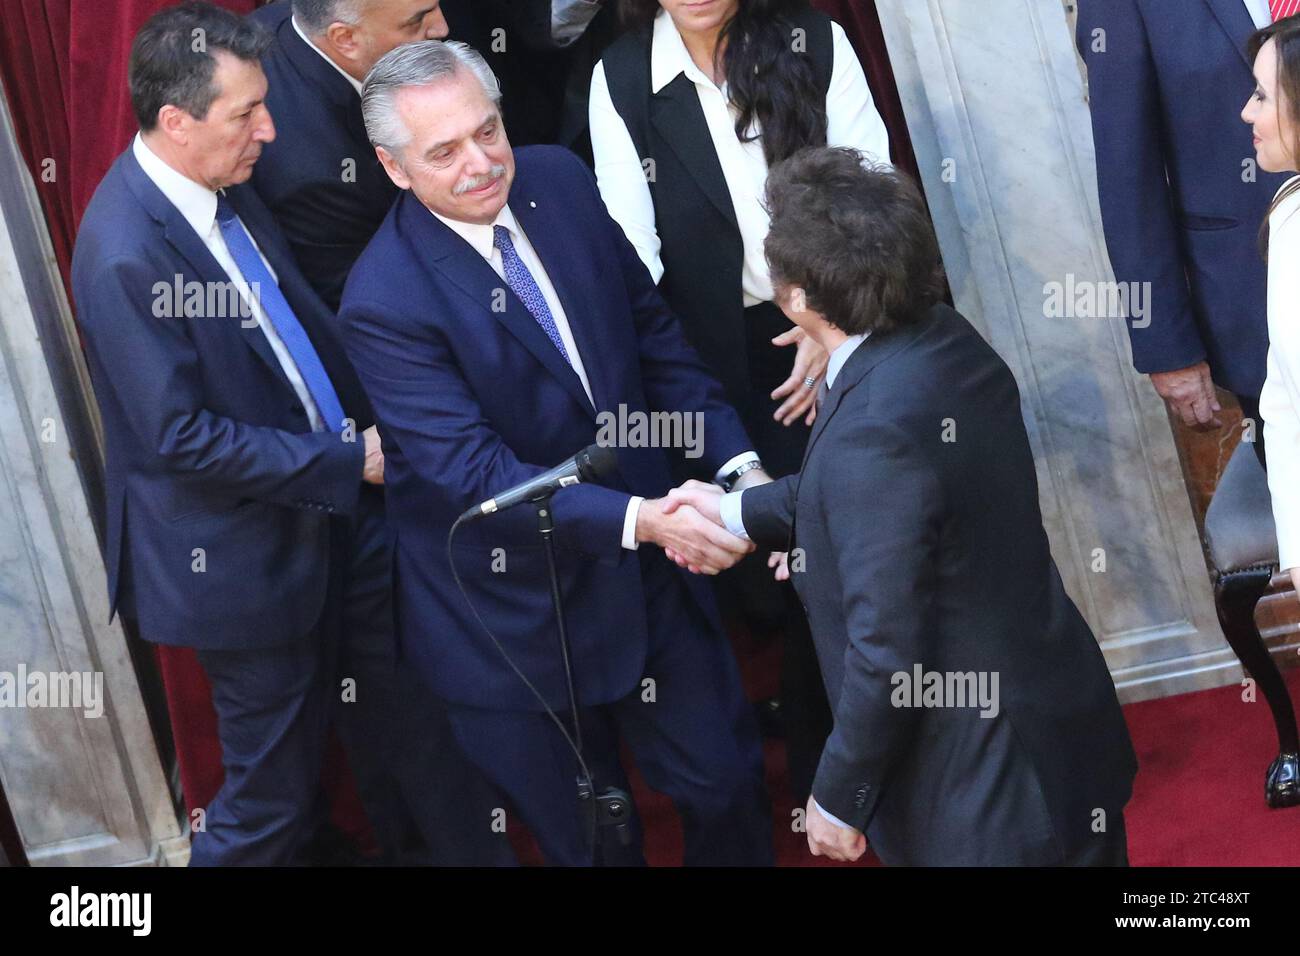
{"left": 529, "top": 200, "right": 537, "bottom": 208}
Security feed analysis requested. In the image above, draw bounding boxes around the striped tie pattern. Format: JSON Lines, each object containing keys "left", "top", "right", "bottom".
{"left": 1273, "top": 0, "right": 1300, "bottom": 22}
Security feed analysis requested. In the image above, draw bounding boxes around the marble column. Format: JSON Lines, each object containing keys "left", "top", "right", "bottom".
{"left": 873, "top": 0, "right": 1258, "bottom": 700}
{"left": 0, "top": 90, "right": 186, "bottom": 864}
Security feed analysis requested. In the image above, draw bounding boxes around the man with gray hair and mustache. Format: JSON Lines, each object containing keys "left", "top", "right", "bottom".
{"left": 340, "top": 40, "right": 775, "bottom": 865}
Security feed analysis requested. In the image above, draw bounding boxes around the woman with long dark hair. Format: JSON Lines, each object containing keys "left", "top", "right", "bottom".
{"left": 589, "top": 0, "right": 890, "bottom": 803}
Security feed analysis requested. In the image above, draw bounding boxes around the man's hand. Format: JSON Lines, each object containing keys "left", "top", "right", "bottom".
{"left": 805, "top": 796, "right": 867, "bottom": 862}
{"left": 769, "top": 551, "right": 790, "bottom": 582}
{"left": 361, "top": 425, "right": 385, "bottom": 485}
{"left": 771, "top": 325, "right": 828, "bottom": 427}
{"left": 1289, "top": 567, "right": 1300, "bottom": 602}
{"left": 1150, "top": 362, "right": 1222, "bottom": 430}
{"left": 662, "top": 478, "right": 726, "bottom": 525}
{"left": 636, "top": 494, "right": 753, "bottom": 574}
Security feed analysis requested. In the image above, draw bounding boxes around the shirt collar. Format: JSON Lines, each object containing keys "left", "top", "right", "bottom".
{"left": 826, "top": 333, "right": 868, "bottom": 389}
{"left": 651, "top": 8, "right": 716, "bottom": 94}
{"left": 431, "top": 203, "right": 522, "bottom": 261}
{"left": 132, "top": 133, "right": 219, "bottom": 239}
{"left": 291, "top": 14, "right": 364, "bottom": 95}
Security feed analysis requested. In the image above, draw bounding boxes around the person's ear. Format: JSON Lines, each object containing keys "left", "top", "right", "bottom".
{"left": 375, "top": 145, "right": 411, "bottom": 191}
{"left": 788, "top": 286, "right": 808, "bottom": 314}
{"left": 156, "top": 104, "right": 191, "bottom": 146}
{"left": 323, "top": 21, "right": 364, "bottom": 69}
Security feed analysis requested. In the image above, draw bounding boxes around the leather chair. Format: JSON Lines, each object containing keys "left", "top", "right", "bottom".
{"left": 1203, "top": 441, "right": 1300, "bottom": 807}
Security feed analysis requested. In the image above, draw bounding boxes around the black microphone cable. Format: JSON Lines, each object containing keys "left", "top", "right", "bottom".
{"left": 446, "top": 512, "right": 601, "bottom": 864}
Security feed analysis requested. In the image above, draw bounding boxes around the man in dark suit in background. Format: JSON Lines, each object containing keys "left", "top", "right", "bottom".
{"left": 72, "top": 3, "right": 505, "bottom": 865}
{"left": 667, "top": 149, "right": 1138, "bottom": 865}
{"left": 341, "top": 40, "right": 773, "bottom": 865}
{"left": 1077, "top": 0, "right": 1289, "bottom": 453}
{"left": 248, "top": 0, "right": 450, "bottom": 310}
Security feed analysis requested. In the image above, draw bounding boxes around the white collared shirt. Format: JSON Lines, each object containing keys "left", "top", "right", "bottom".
{"left": 1244, "top": 0, "right": 1272, "bottom": 29}
{"left": 291, "top": 15, "right": 364, "bottom": 95}
{"left": 132, "top": 133, "right": 324, "bottom": 430}
{"left": 589, "top": 9, "right": 891, "bottom": 307}
{"left": 431, "top": 200, "right": 757, "bottom": 549}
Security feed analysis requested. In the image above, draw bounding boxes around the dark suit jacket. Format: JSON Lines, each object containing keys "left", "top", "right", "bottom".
{"left": 339, "top": 145, "right": 751, "bottom": 712}
{"left": 248, "top": 1, "right": 399, "bottom": 312}
{"left": 1077, "top": 0, "right": 1288, "bottom": 399}
{"left": 742, "top": 304, "right": 1138, "bottom": 865}
{"left": 71, "top": 146, "right": 372, "bottom": 650}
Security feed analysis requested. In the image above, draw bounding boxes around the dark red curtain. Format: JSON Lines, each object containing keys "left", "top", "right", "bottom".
{"left": 812, "top": 0, "right": 920, "bottom": 182}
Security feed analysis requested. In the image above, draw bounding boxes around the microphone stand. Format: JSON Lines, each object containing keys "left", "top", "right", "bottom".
{"left": 534, "top": 495, "right": 633, "bottom": 864}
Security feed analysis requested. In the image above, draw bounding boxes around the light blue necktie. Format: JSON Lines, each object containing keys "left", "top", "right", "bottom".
{"left": 215, "top": 193, "right": 347, "bottom": 432}
{"left": 493, "top": 224, "right": 572, "bottom": 364}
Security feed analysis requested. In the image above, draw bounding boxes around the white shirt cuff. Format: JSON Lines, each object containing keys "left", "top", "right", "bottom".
{"left": 719, "top": 490, "right": 749, "bottom": 541}
{"left": 714, "top": 451, "right": 760, "bottom": 485}
{"left": 814, "top": 798, "right": 853, "bottom": 830}
{"left": 622, "top": 496, "right": 644, "bottom": 550}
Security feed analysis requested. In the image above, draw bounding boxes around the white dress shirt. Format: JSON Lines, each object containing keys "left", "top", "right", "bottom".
{"left": 717, "top": 331, "right": 866, "bottom": 832}
{"left": 589, "top": 9, "right": 891, "bottom": 305}
{"left": 431, "top": 203, "right": 754, "bottom": 548}
{"left": 132, "top": 134, "right": 324, "bottom": 431}
{"left": 1244, "top": 0, "right": 1273, "bottom": 29}
{"left": 1261, "top": 177, "right": 1300, "bottom": 569}
{"left": 291, "top": 15, "right": 364, "bottom": 95}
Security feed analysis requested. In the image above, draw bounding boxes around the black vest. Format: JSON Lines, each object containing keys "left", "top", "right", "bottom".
{"left": 601, "top": 7, "right": 834, "bottom": 407}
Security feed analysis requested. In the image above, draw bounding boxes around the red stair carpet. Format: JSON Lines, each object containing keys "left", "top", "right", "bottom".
{"left": 603, "top": 652, "right": 1300, "bottom": 867}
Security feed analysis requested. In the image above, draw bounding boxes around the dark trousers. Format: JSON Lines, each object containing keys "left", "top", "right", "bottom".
{"left": 445, "top": 551, "right": 774, "bottom": 866}
{"left": 191, "top": 488, "right": 512, "bottom": 866}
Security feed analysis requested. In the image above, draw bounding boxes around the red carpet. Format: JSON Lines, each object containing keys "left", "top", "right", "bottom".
{"left": 1123, "top": 667, "right": 1300, "bottom": 866}
{"left": 605, "top": 652, "right": 1300, "bottom": 866}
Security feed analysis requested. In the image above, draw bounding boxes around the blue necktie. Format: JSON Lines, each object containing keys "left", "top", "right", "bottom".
{"left": 493, "top": 224, "right": 571, "bottom": 364}
{"left": 215, "top": 194, "right": 348, "bottom": 432}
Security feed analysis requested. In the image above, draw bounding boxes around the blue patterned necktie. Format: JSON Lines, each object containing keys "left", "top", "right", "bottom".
{"left": 493, "top": 224, "right": 572, "bottom": 364}
{"left": 215, "top": 194, "right": 348, "bottom": 432}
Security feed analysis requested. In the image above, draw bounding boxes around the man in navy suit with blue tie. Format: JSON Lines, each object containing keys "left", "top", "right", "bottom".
{"left": 341, "top": 39, "right": 774, "bottom": 865}
{"left": 72, "top": 3, "right": 506, "bottom": 865}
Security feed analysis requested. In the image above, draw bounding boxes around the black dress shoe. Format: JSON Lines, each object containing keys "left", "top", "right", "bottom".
{"left": 1266, "top": 752, "right": 1300, "bottom": 809}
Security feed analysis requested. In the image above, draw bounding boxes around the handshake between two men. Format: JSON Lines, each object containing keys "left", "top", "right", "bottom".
{"left": 634, "top": 474, "right": 790, "bottom": 581}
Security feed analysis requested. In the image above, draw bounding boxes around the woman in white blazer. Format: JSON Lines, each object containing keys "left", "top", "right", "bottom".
{"left": 1244, "top": 19, "right": 1300, "bottom": 587}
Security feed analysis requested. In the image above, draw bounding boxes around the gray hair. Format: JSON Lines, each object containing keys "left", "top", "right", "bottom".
{"left": 291, "top": 0, "right": 362, "bottom": 36}
{"left": 361, "top": 40, "right": 503, "bottom": 155}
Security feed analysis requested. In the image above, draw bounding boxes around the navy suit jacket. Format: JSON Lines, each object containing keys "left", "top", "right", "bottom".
{"left": 71, "top": 146, "right": 373, "bottom": 650}
{"left": 340, "top": 146, "right": 752, "bottom": 712}
{"left": 1077, "top": 0, "right": 1288, "bottom": 399}
{"left": 248, "top": 1, "right": 398, "bottom": 311}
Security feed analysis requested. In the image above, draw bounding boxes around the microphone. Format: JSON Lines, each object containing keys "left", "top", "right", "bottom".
{"left": 460, "top": 443, "right": 619, "bottom": 522}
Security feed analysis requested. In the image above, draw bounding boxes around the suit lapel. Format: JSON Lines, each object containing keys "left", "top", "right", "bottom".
{"left": 398, "top": 192, "right": 596, "bottom": 419}
{"left": 793, "top": 317, "right": 934, "bottom": 502}
{"left": 650, "top": 74, "right": 739, "bottom": 230}
{"left": 1205, "top": 0, "right": 1258, "bottom": 69}
{"left": 121, "top": 150, "right": 295, "bottom": 392}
